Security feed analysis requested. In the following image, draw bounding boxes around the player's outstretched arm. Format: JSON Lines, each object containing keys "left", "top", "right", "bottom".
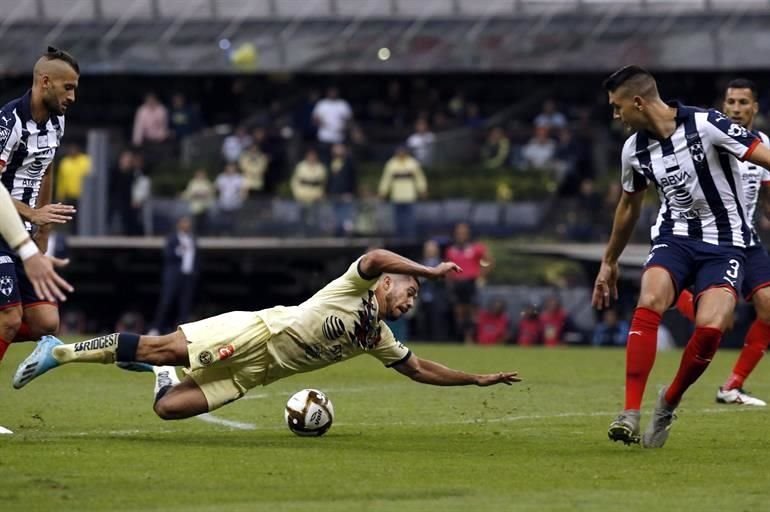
{"left": 746, "top": 142, "right": 770, "bottom": 171}
{"left": 592, "top": 191, "right": 644, "bottom": 310}
{"left": 359, "top": 248, "right": 461, "bottom": 280}
{"left": 392, "top": 354, "right": 520, "bottom": 387}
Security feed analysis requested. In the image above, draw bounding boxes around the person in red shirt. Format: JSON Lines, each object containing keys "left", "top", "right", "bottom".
{"left": 540, "top": 296, "right": 568, "bottom": 347}
{"left": 476, "top": 298, "right": 511, "bottom": 345}
{"left": 445, "top": 222, "right": 494, "bottom": 343}
{"left": 515, "top": 303, "right": 542, "bottom": 346}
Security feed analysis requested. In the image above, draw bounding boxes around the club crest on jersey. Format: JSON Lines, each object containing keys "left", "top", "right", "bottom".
{"left": 0, "top": 275, "right": 13, "bottom": 297}
{"left": 322, "top": 316, "right": 345, "bottom": 340}
{"left": 198, "top": 350, "right": 214, "bottom": 366}
{"left": 348, "top": 290, "right": 381, "bottom": 350}
{"left": 689, "top": 142, "right": 705, "bottom": 163}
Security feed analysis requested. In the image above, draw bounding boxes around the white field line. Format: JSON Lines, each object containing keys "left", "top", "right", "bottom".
{"left": 195, "top": 413, "right": 259, "bottom": 430}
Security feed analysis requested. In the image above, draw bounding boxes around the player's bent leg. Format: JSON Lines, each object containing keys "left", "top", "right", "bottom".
{"left": 19, "top": 303, "right": 59, "bottom": 340}
{"left": 153, "top": 376, "right": 210, "bottom": 420}
{"left": 0, "top": 305, "right": 22, "bottom": 362}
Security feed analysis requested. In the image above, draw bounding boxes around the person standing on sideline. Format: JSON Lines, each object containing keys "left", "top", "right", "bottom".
{"left": 148, "top": 216, "right": 199, "bottom": 335}
{"left": 593, "top": 66, "right": 770, "bottom": 448}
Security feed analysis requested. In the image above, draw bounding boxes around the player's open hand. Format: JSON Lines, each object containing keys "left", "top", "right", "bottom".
{"left": 592, "top": 261, "right": 619, "bottom": 310}
{"left": 22, "top": 253, "right": 73, "bottom": 302}
{"left": 32, "top": 202, "right": 76, "bottom": 226}
{"left": 432, "top": 261, "right": 462, "bottom": 278}
{"left": 476, "top": 371, "right": 521, "bottom": 386}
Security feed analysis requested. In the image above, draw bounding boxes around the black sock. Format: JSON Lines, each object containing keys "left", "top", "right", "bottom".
{"left": 115, "top": 333, "right": 141, "bottom": 363}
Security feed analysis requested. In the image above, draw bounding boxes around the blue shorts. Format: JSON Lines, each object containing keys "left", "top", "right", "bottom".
{"left": 645, "top": 236, "right": 745, "bottom": 303}
{"left": 742, "top": 244, "right": 770, "bottom": 300}
{"left": 0, "top": 238, "right": 52, "bottom": 310}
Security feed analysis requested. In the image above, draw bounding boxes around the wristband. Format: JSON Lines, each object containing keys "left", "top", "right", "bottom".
{"left": 17, "top": 239, "right": 40, "bottom": 261}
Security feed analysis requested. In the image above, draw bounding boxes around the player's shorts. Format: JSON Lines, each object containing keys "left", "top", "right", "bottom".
{"left": 447, "top": 278, "right": 477, "bottom": 305}
{"left": 741, "top": 244, "right": 770, "bottom": 300}
{"left": 180, "top": 311, "right": 271, "bottom": 411}
{"left": 645, "top": 235, "right": 745, "bottom": 304}
{"left": 0, "top": 238, "right": 55, "bottom": 310}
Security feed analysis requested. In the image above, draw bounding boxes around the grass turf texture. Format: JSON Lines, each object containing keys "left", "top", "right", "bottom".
{"left": 1, "top": 341, "right": 769, "bottom": 512}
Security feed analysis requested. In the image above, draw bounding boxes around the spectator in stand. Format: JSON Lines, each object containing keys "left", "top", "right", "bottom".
{"left": 327, "top": 143, "right": 357, "bottom": 236}
{"left": 313, "top": 86, "right": 352, "bottom": 160}
{"left": 445, "top": 222, "right": 494, "bottom": 343}
{"left": 464, "top": 102, "right": 484, "bottom": 129}
{"left": 481, "top": 127, "right": 511, "bottom": 170}
{"left": 221, "top": 125, "right": 250, "bottom": 164}
{"left": 168, "top": 92, "right": 202, "bottom": 145}
{"left": 239, "top": 129, "right": 270, "bottom": 199}
{"left": 378, "top": 145, "right": 428, "bottom": 238}
{"left": 592, "top": 308, "right": 630, "bottom": 347}
{"left": 181, "top": 169, "right": 216, "bottom": 234}
{"left": 521, "top": 126, "right": 557, "bottom": 170}
{"left": 148, "top": 216, "right": 199, "bottom": 335}
{"left": 534, "top": 98, "right": 567, "bottom": 133}
{"left": 414, "top": 239, "right": 450, "bottom": 341}
{"left": 55, "top": 143, "right": 91, "bottom": 233}
{"left": 132, "top": 92, "right": 169, "bottom": 170}
{"left": 291, "top": 148, "right": 327, "bottom": 232}
{"left": 130, "top": 153, "right": 152, "bottom": 236}
{"left": 540, "top": 295, "right": 568, "bottom": 347}
{"left": 214, "top": 163, "right": 245, "bottom": 234}
{"left": 406, "top": 118, "right": 436, "bottom": 167}
{"left": 109, "top": 149, "right": 136, "bottom": 235}
{"left": 294, "top": 89, "right": 320, "bottom": 143}
{"left": 476, "top": 298, "right": 511, "bottom": 345}
{"left": 515, "top": 303, "right": 542, "bottom": 346}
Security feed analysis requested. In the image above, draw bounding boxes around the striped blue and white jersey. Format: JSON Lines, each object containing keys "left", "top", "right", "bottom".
{"left": 621, "top": 102, "right": 760, "bottom": 248}
{"left": 0, "top": 90, "right": 65, "bottom": 231}
{"left": 734, "top": 130, "right": 770, "bottom": 245}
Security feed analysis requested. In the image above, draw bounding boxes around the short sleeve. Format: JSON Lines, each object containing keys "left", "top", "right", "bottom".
{"left": 334, "top": 257, "right": 381, "bottom": 292}
{"left": 369, "top": 322, "right": 411, "bottom": 367}
{"left": 620, "top": 136, "right": 648, "bottom": 194}
{"left": 0, "top": 114, "right": 20, "bottom": 167}
{"left": 704, "top": 110, "right": 759, "bottom": 161}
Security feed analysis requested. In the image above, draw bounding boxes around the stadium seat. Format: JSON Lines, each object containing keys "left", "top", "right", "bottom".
{"left": 413, "top": 202, "right": 445, "bottom": 236}
{"left": 100, "top": 0, "right": 154, "bottom": 20}
{"left": 502, "top": 202, "right": 544, "bottom": 232}
{"left": 43, "top": 0, "right": 96, "bottom": 20}
{"left": 442, "top": 199, "right": 473, "bottom": 227}
{"left": 157, "top": 0, "right": 213, "bottom": 20}
{"left": 470, "top": 202, "right": 502, "bottom": 235}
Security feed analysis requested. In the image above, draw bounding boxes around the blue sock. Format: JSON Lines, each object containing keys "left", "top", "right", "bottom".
{"left": 115, "top": 333, "right": 141, "bottom": 363}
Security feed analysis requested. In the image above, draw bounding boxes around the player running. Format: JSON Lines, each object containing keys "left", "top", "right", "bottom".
{"left": 675, "top": 79, "right": 770, "bottom": 407}
{"left": 593, "top": 66, "right": 770, "bottom": 448}
{"left": 0, "top": 46, "right": 78, "bottom": 368}
{"left": 13, "top": 249, "right": 520, "bottom": 422}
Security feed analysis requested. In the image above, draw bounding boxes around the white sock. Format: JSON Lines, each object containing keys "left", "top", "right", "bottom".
{"left": 152, "top": 366, "right": 180, "bottom": 400}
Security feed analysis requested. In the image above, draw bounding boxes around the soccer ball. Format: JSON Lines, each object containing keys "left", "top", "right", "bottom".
{"left": 284, "top": 389, "right": 334, "bottom": 437}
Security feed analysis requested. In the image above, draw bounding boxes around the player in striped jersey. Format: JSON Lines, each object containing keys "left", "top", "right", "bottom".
{"left": 0, "top": 47, "right": 78, "bottom": 369}
{"left": 675, "top": 79, "right": 770, "bottom": 407}
{"left": 592, "top": 66, "right": 770, "bottom": 448}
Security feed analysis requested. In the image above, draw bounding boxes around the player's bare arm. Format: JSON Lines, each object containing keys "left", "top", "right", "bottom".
{"left": 359, "top": 248, "right": 462, "bottom": 279}
{"left": 18, "top": 164, "right": 75, "bottom": 231}
{"left": 746, "top": 143, "right": 770, "bottom": 172}
{"left": 593, "top": 190, "right": 644, "bottom": 310}
{"left": 392, "top": 354, "right": 520, "bottom": 386}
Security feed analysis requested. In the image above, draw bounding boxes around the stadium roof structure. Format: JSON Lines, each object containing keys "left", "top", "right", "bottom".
{"left": 2, "top": 0, "right": 770, "bottom": 72}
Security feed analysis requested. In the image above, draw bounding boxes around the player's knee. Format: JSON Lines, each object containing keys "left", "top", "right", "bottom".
{"left": 153, "top": 397, "right": 187, "bottom": 421}
{"left": 0, "top": 308, "right": 23, "bottom": 340}
{"left": 636, "top": 292, "right": 669, "bottom": 313}
{"left": 752, "top": 290, "right": 770, "bottom": 324}
{"left": 29, "top": 317, "right": 59, "bottom": 337}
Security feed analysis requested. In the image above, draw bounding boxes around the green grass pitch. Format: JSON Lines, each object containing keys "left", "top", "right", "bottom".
{"left": 1, "top": 340, "right": 769, "bottom": 512}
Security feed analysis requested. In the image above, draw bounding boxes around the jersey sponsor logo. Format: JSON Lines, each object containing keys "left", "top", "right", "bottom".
{"left": 322, "top": 316, "right": 345, "bottom": 340}
{"left": 198, "top": 350, "right": 214, "bottom": 366}
{"left": 0, "top": 256, "right": 12, "bottom": 264}
{"left": 0, "top": 275, "right": 14, "bottom": 296}
{"left": 728, "top": 124, "right": 749, "bottom": 139}
{"left": 0, "top": 114, "right": 12, "bottom": 126}
{"left": 0, "top": 126, "right": 10, "bottom": 148}
{"left": 217, "top": 343, "right": 235, "bottom": 360}
{"left": 74, "top": 333, "right": 118, "bottom": 352}
{"left": 348, "top": 290, "right": 381, "bottom": 350}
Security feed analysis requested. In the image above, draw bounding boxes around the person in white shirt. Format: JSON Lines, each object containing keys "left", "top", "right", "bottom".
{"left": 313, "top": 87, "right": 352, "bottom": 147}
{"left": 406, "top": 118, "right": 436, "bottom": 167}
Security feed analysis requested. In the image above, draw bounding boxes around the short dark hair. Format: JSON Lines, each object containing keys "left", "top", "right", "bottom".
{"left": 44, "top": 45, "right": 79, "bottom": 74}
{"left": 603, "top": 65, "right": 657, "bottom": 98}
{"left": 726, "top": 78, "right": 758, "bottom": 101}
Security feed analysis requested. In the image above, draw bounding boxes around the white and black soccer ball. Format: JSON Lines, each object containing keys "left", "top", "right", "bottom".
{"left": 284, "top": 389, "right": 334, "bottom": 437}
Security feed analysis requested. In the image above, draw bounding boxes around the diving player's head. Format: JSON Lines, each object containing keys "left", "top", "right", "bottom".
{"left": 33, "top": 46, "right": 80, "bottom": 116}
{"left": 603, "top": 65, "right": 660, "bottom": 132}
{"left": 723, "top": 78, "right": 759, "bottom": 130}
{"left": 376, "top": 274, "right": 420, "bottom": 321}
